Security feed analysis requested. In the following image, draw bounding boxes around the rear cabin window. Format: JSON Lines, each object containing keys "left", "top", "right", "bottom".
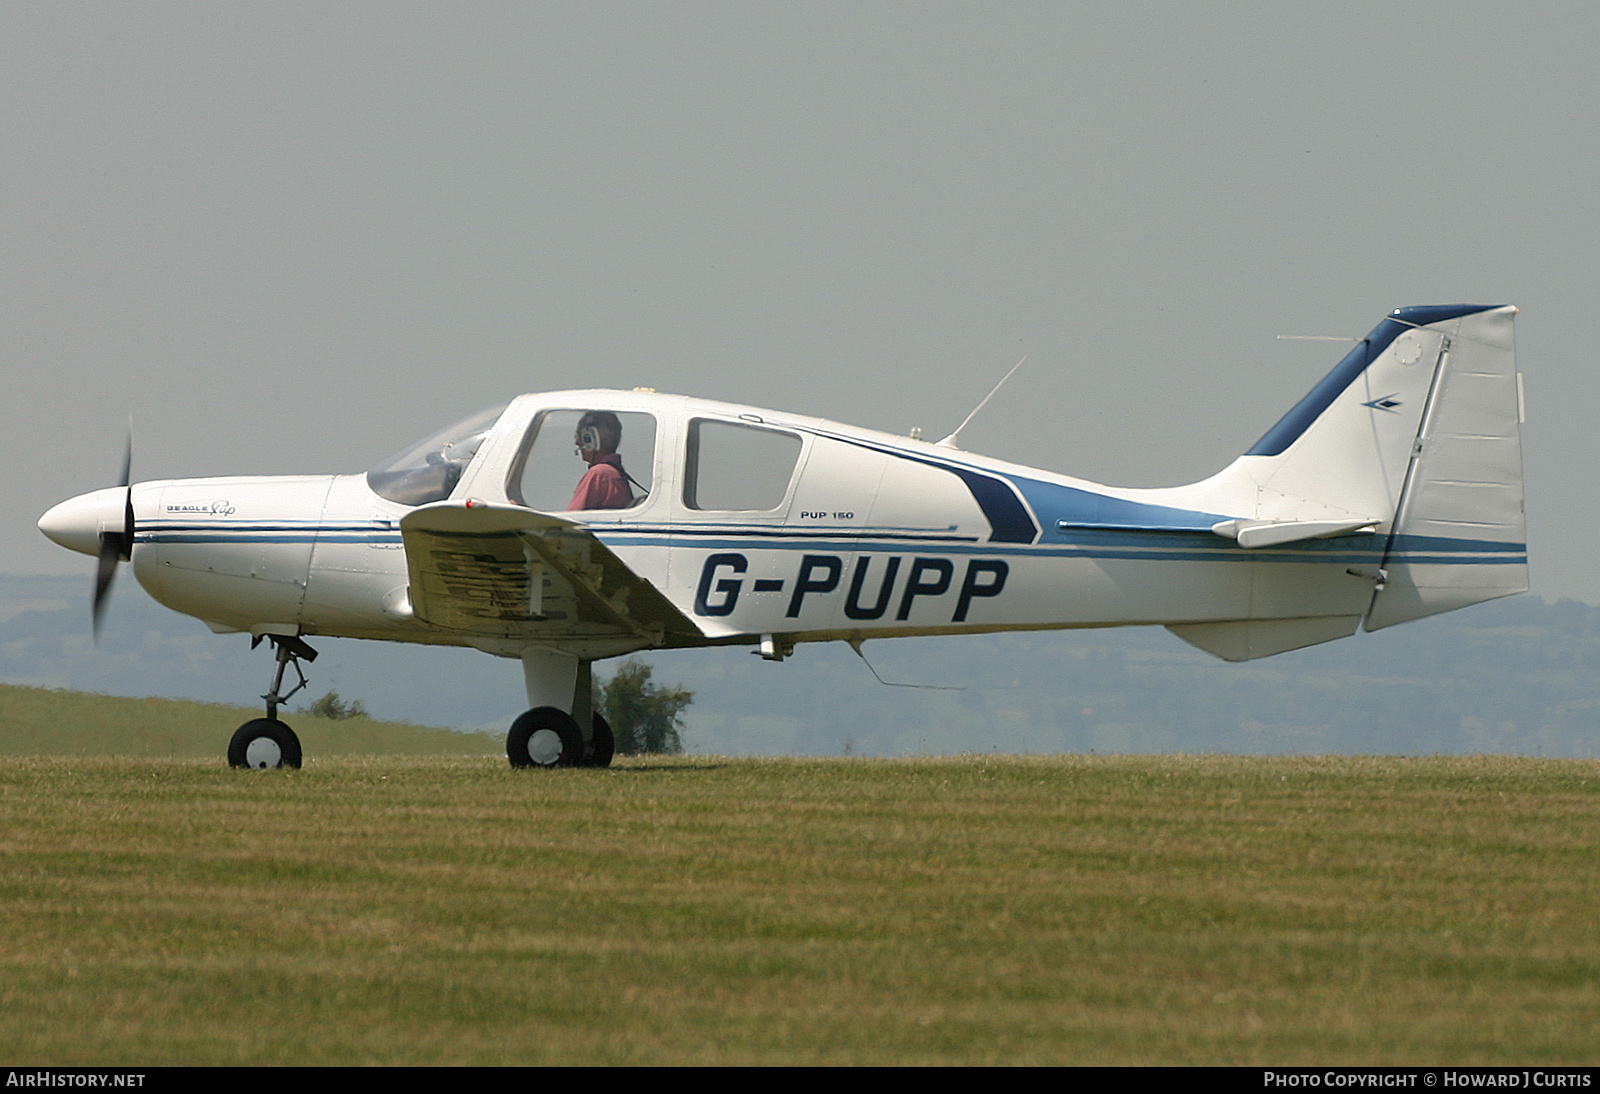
{"left": 683, "top": 419, "right": 802, "bottom": 511}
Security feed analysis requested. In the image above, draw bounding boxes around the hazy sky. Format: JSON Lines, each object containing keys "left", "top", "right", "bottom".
{"left": 8, "top": 3, "right": 1597, "bottom": 601}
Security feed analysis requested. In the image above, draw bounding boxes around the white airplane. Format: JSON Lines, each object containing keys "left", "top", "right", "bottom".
{"left": 39, "top": 304, "right": 1526, "bottom": 770}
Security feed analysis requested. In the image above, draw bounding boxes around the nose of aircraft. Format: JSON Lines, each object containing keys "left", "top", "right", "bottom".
{"left": 38, "top": 487, "right": 129, "bottom": 557}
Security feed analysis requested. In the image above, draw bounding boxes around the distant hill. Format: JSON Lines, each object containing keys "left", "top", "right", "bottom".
{"left": 4, "top": 574, "right": 1598, "bottom": 757}
{"left": 0, "top": 682, "right": 500, "bottom": 757}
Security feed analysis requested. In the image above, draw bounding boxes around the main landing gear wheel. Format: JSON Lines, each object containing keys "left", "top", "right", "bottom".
{"left": 587, "top": 713, "right": 615, "bottom": 768}
{"left": 507, "top": 707, "right": 584, "bottom": 769}
{"left": 228, "top": 719, "right": 303, "bottom": 770}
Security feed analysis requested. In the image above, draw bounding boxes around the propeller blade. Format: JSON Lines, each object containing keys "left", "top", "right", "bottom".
{"left": 118, "top": 479, "right": 134, "bottom": 561}
{"left": 92, "top": 429, "right": 135, "bottom": 639}
{"left": 92, "top": 535, "right": 118, "bottom": 639}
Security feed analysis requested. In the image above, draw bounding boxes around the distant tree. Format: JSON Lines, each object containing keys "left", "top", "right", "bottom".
{"left": 308, "top": 691, "right": 368, "bottom": 720}
{"left": 595, "top": 660, "right": 692, "bottom": 754}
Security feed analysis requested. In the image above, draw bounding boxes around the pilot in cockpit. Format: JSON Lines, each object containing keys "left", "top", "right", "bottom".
{"left": 568, "top": 410, "right": 636, "bottom": 510}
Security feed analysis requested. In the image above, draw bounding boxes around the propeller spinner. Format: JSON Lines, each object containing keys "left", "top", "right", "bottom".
{"left": 37, "top": 434, "right": 136, "bottom": 638}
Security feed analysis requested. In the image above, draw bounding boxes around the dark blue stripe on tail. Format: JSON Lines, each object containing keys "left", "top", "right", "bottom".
{"left": 1246, "top": 304, "right": 1500, "bottom": 457}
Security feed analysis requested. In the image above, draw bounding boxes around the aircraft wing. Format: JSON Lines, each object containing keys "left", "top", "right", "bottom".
{"left": 398, "top": 501, "right": 703, "bottom": 647}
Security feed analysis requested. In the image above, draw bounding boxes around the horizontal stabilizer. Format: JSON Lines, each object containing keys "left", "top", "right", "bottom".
{"left": 1211, "top": 518, "right": 1378, "bottom": 549}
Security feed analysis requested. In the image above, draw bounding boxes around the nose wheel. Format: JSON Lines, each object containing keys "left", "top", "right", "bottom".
{"left": 229, "top": 634, "right": 317, "bottom": 770}
{"left": 228, "top": 718, "right": 303, "bottom": 770}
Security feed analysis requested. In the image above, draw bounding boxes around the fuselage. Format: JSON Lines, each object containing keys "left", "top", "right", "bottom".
{"left": 42, "top": 388, "right": 1394, "bottom": 659}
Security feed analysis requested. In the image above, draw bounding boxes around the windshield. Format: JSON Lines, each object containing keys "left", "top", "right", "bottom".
{"left": 366, "top": 404, "right": 507, "bottom": 506}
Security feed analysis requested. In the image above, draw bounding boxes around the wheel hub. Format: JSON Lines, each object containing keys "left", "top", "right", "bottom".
{"left": 526, "top": 728, "right": 564, "bottom": 765}
{"left": 245, "top": 736, "right": 283, "bottom": 769}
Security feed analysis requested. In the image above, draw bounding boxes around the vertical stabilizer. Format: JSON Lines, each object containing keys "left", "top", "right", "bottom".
{"left": 1364, "top": 305, "right": 1526, "bottom": 629}
{"left": 1163, "top": 303, "right": 1526, "bottom": 661}
{"left": 1222, "top": 306, "right": 1479, "bottom": 525}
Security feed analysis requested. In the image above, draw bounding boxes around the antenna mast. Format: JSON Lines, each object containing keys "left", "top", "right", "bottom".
{"left": 936, "top": 355, "right": 1027, "bottom": 449}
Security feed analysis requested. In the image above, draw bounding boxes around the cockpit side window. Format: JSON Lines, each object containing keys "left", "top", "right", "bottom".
{"left": 366, "top": 404, "right": 507, "bottom": 506}
{"left": 683, "top": 419, "right": 802, "bottom": 511}
{"left": 511, "top": 409, "right": 656, "bottom": 512}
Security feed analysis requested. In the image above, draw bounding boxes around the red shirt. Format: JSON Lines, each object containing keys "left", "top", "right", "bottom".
{"left": 568, "top": 454, "right": 634, "bottom": 510}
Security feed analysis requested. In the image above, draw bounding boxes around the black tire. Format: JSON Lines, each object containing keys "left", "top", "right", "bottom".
{"left": 507, "top": 707, "right": 584, "bottom": 769}
{"left": 228, "top": 718, "right": 303, "bottom": 770}
{"left": 587, "top": 713, "right": 615, "bottom": 768}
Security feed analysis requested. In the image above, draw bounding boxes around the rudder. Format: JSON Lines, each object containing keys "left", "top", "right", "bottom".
{"left": 1364, "top": 305, "right": 1526, "bottom": 629}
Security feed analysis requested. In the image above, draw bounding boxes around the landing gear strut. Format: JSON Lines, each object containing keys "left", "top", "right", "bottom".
{"left": 509, "top": 651, "right": 614, "bottom": 769}
{"left": 229, "top": 634, "right": 317, "bottom": 770}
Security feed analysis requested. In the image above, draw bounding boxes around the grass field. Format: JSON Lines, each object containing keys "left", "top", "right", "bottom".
{"left": 1, "top": 688, "right": 1598, "bottom": 1065}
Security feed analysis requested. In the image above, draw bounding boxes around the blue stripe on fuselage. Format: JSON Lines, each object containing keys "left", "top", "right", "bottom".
{"left": 135, "top": 521, "right": 1524, "bottom": 567}
{"left": 793, "top": 425, "right": 1229, "bottom": 544}
{"left": 1009, "top": 479, "right": 1229, "bottom": 539}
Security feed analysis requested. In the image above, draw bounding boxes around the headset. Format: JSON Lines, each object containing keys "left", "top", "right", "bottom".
{"left": 575, "top": 411, "right": 647, "bottom": 499}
